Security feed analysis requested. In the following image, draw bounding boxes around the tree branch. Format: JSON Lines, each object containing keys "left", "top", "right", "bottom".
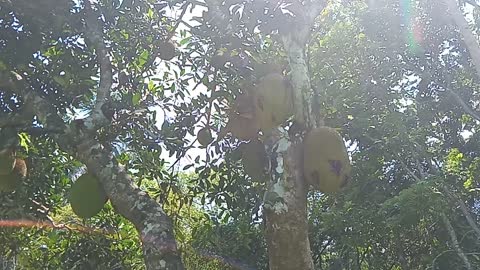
{"left": 167, "top": 2, "right": 190, "bottom": 41}
{"left": 445, "top": 0, "right": 480, "bottom": 80}
{"left": 83, "top": 1, "right": 113, "bottom": 129}
{"left": 281, "top": 0, "right": 327, "bottom": 128}
{"left": 443, "top": 187, "right": 480, "bottom": 239}
{"left": 14, "top": 87, "right": 184, "bottom": 269}
{"left": 445, "top": 87, "right": 480, "bottom": 122}
{"left": 441, "top": 213, "right": 473, "bottom": 270}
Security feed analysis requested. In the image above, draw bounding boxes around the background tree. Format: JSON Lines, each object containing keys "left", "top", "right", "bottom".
{"left": 2, "top": 0, "right": 480, "bottom": 270}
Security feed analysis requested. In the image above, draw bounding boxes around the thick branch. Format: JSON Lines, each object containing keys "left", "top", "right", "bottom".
{"left": 74, "top": 138, "right": 183, "bottom": 270}
{"left": 19, "top": 90, "right": 184, "bottom": 270}
{"left": 83, "top": 1, "right": 113, "bottom": 129}
{"left": 443, "top": 187, "right": 480, "bottom": 239}
{"left": 445, "top": 0, "right": 480, "bottom": 80}
{"left": 262, "top": 2, "right": 326, "bottom": 269}
{"left": 456, "top": 197, "right": 480, "bottom": 238}
{"left": 441, "top": 213, "right": 473, "bottom": 270}
{"left": 445, "top": 87, "right": 480, "bottom": 122}
{"left": 281, "top": 1, "right": 327, "bottom": 128}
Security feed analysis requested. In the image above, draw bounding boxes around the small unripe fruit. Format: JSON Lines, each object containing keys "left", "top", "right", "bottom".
{"left": 197, "top": 127, "right": 213, "bottom": 147}
{"left": 157, "top": 41, "right": 176, "bottom": 61}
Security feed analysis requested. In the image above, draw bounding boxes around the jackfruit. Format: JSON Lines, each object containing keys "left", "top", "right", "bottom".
{"left": 227, "top": 113, "right": 259, "bottom": 140}
{"left": 69, "top": 173, "right": 108, "bottom": 219}
{"left": 158, "top": 41, "right": 176, "bottom": 61}
{"left": 233, "top": 93, "right": 256, "bottom": 117}
{"left": 253, "top": 62, "right": 283, "bottom": 79}
{"left": 0, "top": 158, "right": 27, "bottom": 192}
{"left": 0, "top": 151, "right": 15, "bottom": 175}
{"left": 254, "top": 73, "right": 293, "bottom": 133}
{"left": 211, "top": 54, "right": 228, "bottom": 69}
{"left": 197, "top": 127, "right": 213, "bottom": 147}
{"left": 303, "top": 127, "right": 351, "bottom": 193}
{"left": 241, "top": 139, "right": 268, "bottom": 181}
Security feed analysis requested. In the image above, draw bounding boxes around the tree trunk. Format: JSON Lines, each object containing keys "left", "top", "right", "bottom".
{"left": 264, "top": 130, "right": 314, "bottom": 270}
{"left": 262, "top": 2, "right": 327, "bottom": 269}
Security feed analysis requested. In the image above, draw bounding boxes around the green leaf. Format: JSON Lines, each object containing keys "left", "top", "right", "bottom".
{"left": 18, "top": 132, "right": 31, "bottom": 152}
{"left": 132, "top": 93, "right": 141, "bottom": 106}
{"left": 179, "top": 36, "right": 191, "bottom": 46}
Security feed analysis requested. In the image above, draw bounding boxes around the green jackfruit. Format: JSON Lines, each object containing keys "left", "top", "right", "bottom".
{"left": 0, "top": 151, "right": 16, "bottom": 175}
{"left": 197, "top": 127, "right": 213, "bottom": 147}
{"left": 303, "top": 127, "right": 351, "bottom": 193}
{"left": 0, "top": 158, "right": 27, "bottom": 192}
{"left": 254, "top": 73, "right": 293, "bottom": 133}
{"left": 241, "top": 139, "right": 268, "bottom": 182}
{"left": 69, "top": 173, "right": 108, "bottom": 219}
{"left": 158, "top": 41, "right": 176, "bottom": 61}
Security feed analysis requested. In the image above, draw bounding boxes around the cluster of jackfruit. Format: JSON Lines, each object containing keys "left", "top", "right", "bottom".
{"left": 237, "top": 126, "right": 351, "bottom": 192}
{"left": 302, "top": 127, "right": 351, "bottom": 193}
{"left": 198, "top": 61, "right": 351, "bottom": 192}
{"left": 196, "top": 65, "right": 293, "bottom": 147}
{"left": 69, "top": 173, "right": 108, "bottom": 219}
{"left": 217, "top": 71, "right": 293, "bottom": 142}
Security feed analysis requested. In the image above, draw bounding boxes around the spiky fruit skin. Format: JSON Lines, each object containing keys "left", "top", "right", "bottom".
{"left": 197, "top": 127, "right": 213, "bottom": 147}
{"left": 69, "top": 173, "right": 108, "bottom": 219}
{"left": 0, "top": 152, "right": 16, "bottom": 175}
{"left": 0, "top": 158, "right": 27, "bottom": 192}
{"left": 241, "top": 139, "right": 268, "bottom": 182}
{"left": 254, "top": 73, "right": 293, "bottom": 133}
{"left": 158, "top": 41, "right": 176, "bottom": 61}
{"left": 303, "top": 127, "right": 351, "bottom": 193}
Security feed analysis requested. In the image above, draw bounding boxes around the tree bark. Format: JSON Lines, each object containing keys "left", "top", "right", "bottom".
{"left": 264, "top": 130, "right": 314, "bottom": 270}
{"left": 202, "top": 1, "right": 327, "bottom": 269}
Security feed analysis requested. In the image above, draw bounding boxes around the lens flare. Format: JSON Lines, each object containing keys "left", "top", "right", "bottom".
{"left": 400, "top": 0, "right": 423, "bottom": 54}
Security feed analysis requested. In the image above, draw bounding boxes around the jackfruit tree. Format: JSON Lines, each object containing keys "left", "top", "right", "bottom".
{"left": 2, "top": 0, "right": 480, "bottom": 269}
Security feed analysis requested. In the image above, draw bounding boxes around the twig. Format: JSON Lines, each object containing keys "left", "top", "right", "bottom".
{"left": 445, "top": 87, "right": 480, "bottom": 122}
{"left": 167, "top": 2, "right": 190, "bottom": 41}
